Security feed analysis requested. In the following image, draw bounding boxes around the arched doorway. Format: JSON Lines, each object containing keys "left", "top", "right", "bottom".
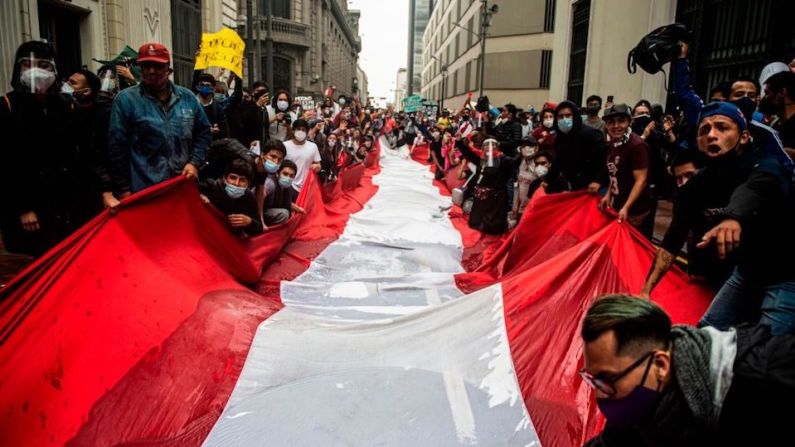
{"left": 263, "top": 56, "right": 292, "bottom": 93}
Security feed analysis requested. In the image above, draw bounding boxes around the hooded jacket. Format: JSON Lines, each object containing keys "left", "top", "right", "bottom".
{"left": 546, "top": 100, "right": 608, "bottom": 191}
{"left": 0, "top": 41, "right": 84, "bottom": 255}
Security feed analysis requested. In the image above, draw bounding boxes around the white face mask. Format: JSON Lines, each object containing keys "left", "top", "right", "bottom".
{"left": 20, "top": 68, "right": 56, "bottom": 94}
{"left": 328, "top": 140, "right": 337, "bottom": 147}
{"left": 535, "top": 165, "right": 549, "bottom": 177}
{"left": 294, "top": 130, "right": 307, "bottom": 142}
{"left": 339, "top": 98, "right": 346, "bottom": 105}
{"left": 542, "top": 118, "right": 554, "bottom": 129}
{"left": 277, "top": 100, "right": 289, "bottom": 111}
{"left": 60, "top": 83, "right": 75, "bottom": 95}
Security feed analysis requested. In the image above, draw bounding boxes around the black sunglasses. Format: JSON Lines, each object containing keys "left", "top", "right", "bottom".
{"left": 579, "top": 351, "right": 654, "bottom": 397}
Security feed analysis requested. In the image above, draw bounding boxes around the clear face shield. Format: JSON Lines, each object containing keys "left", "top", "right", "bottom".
{"left": 98, "top": 68, "right": 119, "bottom": 94}
{"left": 482, "top": 139, "right": 499, "bottom": 167}
{"left": 17, "top": 54, "right": 57, "bottom": 94}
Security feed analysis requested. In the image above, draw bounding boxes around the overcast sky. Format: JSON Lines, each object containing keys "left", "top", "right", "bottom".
{"left": 349, "top": 0, "right": 409, "bottom": 99}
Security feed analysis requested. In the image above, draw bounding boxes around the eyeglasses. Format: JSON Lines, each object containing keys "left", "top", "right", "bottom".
{"left": 579, "top": 351, "right": 654, "bottom": 397}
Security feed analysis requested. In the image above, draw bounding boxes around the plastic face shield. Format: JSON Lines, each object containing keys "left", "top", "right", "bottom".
{"left": 482, "top": 139, "right": 499, "bottom": 167}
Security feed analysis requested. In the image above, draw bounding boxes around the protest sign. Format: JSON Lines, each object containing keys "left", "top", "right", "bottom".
{"left": 194, "top": 28, "right": 246, "bottom": 77}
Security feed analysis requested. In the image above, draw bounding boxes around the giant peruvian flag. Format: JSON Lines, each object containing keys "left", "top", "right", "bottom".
{"left": 0, "top": 138, "right": 711, "bottom": 446}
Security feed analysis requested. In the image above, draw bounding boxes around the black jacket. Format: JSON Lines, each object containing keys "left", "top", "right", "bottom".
{"left": 200, "top": 178, "right": 263, "bottom": 236}
{"left": 661, "top": 145, "right": 794, "bottom": 284}
{"left": 0, "top": 91, "right": 85, "bottom": 255}
{"left": 584, "top": 325, "right": 795, "bottom": 447}
{"left": 548, "top": 100, "right": 608, "bottom": 191}
{"left": 495, "top": 119, "right": 523, "bottom": 153}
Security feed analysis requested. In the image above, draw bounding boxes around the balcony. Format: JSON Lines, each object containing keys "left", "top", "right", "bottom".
{"left": 259, "top": 17, "right": 310, "bottom": 49}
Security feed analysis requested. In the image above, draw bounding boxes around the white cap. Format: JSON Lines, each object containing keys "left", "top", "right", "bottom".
{"left": 759, "top": 62, "right": 790, "bottom": 90}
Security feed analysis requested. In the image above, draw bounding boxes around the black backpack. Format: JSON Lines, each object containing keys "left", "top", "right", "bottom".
{"left": 627, "top": 23, "right": 692, "bottom": 75}
{"left": 475, "top": 95, "right": 491, "bottom": 113}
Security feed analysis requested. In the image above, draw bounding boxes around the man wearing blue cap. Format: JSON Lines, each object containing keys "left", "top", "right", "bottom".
{"left": 640, "top": 102, "right": 795, "bottom": 335}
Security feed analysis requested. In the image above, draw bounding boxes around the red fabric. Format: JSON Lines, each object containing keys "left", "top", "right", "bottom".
{"left": 451, "top": 190, "right": 713, "bottom": 446}
{"left": 0, "top": 144, "right": 381, "bottom": 446}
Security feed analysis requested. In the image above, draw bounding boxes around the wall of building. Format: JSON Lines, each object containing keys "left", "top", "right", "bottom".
{"left": 548, "top": 0, "right": 676, "bottom": 106}
{"left": 420, "top": 0, "right": 554, "bottom": 112}
{"left": 0, "top": 0, "right": 175, "bottom": 96}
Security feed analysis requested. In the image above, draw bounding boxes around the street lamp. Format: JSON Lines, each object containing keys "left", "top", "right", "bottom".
{"left": 429, "top": 54, "right": 447, "bottom": 112}
{"left": 478, "top": 1, "right": 498, "bottom": 98}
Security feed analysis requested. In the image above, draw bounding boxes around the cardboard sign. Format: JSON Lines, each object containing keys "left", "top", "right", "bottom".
{"left": 194, "top": 28, "right": 246, "bottom": 77}
{"left": 402, "top": 95, "right": 423, "bottom": 113}
{"left": 296, "top": 96, "right": 315, "bottom": 111}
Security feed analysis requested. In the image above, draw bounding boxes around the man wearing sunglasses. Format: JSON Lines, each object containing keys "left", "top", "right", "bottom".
{"left": 580, "top": 295, "right": 794, "bottom": 446}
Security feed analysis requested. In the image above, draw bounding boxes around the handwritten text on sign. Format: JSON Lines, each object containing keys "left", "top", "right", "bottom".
{"left": 194, "top": 28, "right": 246, "bottom": 77}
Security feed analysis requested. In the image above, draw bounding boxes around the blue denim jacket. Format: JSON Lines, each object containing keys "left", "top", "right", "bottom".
{"left": 109, "top": 82, "right": 211, "bottom": 193}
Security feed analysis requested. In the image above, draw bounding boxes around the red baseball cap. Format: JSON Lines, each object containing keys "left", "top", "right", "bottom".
{"left": 137, "top": 42, "right": 170, "bottom": 65}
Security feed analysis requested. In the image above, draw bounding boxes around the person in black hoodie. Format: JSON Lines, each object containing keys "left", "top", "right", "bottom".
{"left": 457, "top": 133, "right": 521, "bottom": 234}
{"left": 640, "top": 102, "right": 795, "bottom": 336}
{"left": 192, "top": 72, "right": 228, "bottom": 140}
{"left": 545, "top": 100, "right": 608, "bottom": 193}
{"left": 0, "top": 41, "right": 83, "bottom": 256}
{"left": 91, "top": 65, "right": 122, "bottom": 210}
{"left": 495, "top": 103, "right": 523, "bottom": 153}
{"left": 62, "top": 68, "right": 107, "bottom": 222}
{"left": 200, "top": 158, "right": 263, "bottom": 237}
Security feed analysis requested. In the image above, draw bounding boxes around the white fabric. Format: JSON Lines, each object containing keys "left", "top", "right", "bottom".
{"left": 204, "top": 141, "right": 540, "bottom": 446}
{"left": 703, "top": 326, "right": 737, "bottom": 425}
{"left": 284, "top": 139, "right": 321, "bottom": 191}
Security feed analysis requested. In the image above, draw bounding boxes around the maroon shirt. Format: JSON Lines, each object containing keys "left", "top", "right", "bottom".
{"left": 607, "top": 132, "right": 651, "bottom": 215}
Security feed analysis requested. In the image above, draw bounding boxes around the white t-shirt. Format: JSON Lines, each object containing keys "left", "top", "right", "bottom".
{"left": 284, "top": 139, "right": 321, "bottom": 191}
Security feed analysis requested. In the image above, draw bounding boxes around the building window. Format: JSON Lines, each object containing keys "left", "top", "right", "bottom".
{"left": 267, "top": 0, "right": 290, "bottom": 19}
{"left": 540, "top": 50, "right": 552, "bottom": 88}
{"left": 544, "top": 0, "right": 556, "bottom": 32}
{"left": 465, "top": 61, "right": 472, "bottom": 92}
{"left": 566, "top": 0, "right": 590, "bottom": 106}
{"left": 170, "top": 0, "right": 203, "bottom": 87}
{"left": 674, "top": 0, "right": 791, "bottom": 100}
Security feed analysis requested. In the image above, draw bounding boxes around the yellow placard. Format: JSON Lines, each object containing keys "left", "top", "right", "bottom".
{"left": 194, "top": 28, "right": 246, "bottom": 77}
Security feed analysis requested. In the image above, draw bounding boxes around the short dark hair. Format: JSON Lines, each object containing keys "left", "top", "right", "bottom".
{"left": 586, "top": 95, "right": 602, "bottom": 106}
{"left": 731, "top": 76, "right": 761, "bottom": 96}
{"left": 534, "top": 150, "right": 554, "bottom": 163}
{"left": 503, "top": 103, "right": 518, "bottom": 116}
{"left": 766, "top": 71, "right": 795, "bottom": 102}
{"left": 263, "top": 139, "right": 287, "bottom": 158}
{"left": 75, "top": 69, "right": 101, "bottom": 100}
{"left": 279, "top": 159, "right": 298, "bottom": 173}
{"left": 634, "top": 99, "right": 652, "bottom": 112}
{"left": 670, "top": 149, "right": 702, "bottom": 170}
{"left": 292, "top": 118, "right": 308, "bottom": 130}
{"left": 709, "top": 81, "right": 732, "bottom": 100}
{"left": 252, "top": 81, "right": 269, "bottom": 91}
{"left": 225, "top": 158, "right": 254, "bottom": 183}
{"left": 196, "top": 73, "right": 216, "bottom": 86}
{"left": 582, "top": 294, "right": 672, "bottom": 356}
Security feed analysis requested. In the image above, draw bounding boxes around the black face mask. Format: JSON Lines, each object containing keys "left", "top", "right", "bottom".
{"left": 758, "top": 96, "right": 778, "bottom": 115}
{"left": 703, "top": 146, "right": 742, "bottom": 171}
{"left": 631, "top": 115, "right": 653, "bottom": 135}
{"left": 587, "top": 105, "right": 600, "bottom": 115}
{"left": 729, "top": 96, "right": 757, "bottom": 123}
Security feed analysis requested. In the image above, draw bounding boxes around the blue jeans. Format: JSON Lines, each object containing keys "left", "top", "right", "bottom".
{"left": 699, "top": 268, "right": 795, "bottom": 335}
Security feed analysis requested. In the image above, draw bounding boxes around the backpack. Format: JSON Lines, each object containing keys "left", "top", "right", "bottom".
{"left": 627, "top": 23, "right": 692, "bottom": 75}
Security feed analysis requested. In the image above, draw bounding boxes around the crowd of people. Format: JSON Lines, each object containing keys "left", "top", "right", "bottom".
{"left": 2, "top": 37, "right": 795, "bottom": 445}
{"left": 0, "top": 40, "right": 380, "bottom": 254}
{"left": 377, "top": 42, "right": 795, "bottom": 444}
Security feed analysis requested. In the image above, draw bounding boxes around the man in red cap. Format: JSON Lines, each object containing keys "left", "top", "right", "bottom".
{"left": 108, "top": 42, "right": 211, "bottom": 194}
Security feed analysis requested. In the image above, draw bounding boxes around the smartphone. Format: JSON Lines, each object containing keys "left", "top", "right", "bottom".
{"left": 607, "top": 95, "right": 614, "bottom": 103}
